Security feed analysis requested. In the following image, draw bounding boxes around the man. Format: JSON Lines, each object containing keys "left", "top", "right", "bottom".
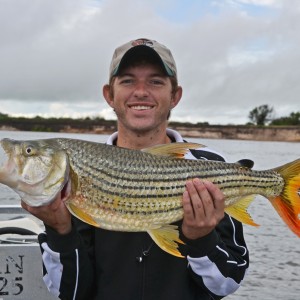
{"left": 22, "top": 38, "right": 249, "bottom": 300}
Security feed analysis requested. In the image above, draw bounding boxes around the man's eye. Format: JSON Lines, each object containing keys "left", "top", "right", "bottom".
{"left": 120, "top": 79, "right": 133, "bottom": 84}
{"left": 150, "top": 80, "right": 164, "bottom": 85}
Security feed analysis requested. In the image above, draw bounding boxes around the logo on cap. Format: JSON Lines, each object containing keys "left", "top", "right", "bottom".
{"left": 132, "top": 39, "right": 154, "bottom": 48}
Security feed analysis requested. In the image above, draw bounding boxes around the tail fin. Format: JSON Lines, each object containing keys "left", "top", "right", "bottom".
{"left": 271, "top": 159, "right": 300, "bottom": 237}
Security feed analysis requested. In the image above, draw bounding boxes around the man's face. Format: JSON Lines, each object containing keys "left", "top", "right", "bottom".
{"left": 106, "top": 63, "right": 181, "bottom": 134}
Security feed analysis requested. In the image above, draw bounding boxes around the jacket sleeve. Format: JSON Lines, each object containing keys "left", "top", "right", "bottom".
{"left": 183, "top": 147, "right": 249, "bottom": 299}
{"left": 182, "top": 215, "right": 249, "bottom": 299}
{"left": 38, "top": 218, "right": 95, "bottom": 300}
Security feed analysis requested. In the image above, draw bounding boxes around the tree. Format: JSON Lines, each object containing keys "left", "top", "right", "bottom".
{"left": 0, "top": 112, "right": 9, "bottom": 120}
{"left": 270, "top": 111, "right": 300, "bottom": 125}
{"left": 248, "top": 105, "right": 274, "bottom": 126}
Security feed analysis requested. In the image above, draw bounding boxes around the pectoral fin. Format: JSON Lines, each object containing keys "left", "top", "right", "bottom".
{"left": 225, "top": 195, "right": 259, "bottom": 226}
{"left": 67, "top": 203, "right": 100, "bottom": 228}
{"left": 148, "top": 225, "right": 185, "bottom": 258}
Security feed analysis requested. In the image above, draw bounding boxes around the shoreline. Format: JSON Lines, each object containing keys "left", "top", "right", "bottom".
{"left": 1, "top": 125, "right": 300, "bottom": 142}
{"left": 173, "top": 125, "right": 300, "bottom": 142}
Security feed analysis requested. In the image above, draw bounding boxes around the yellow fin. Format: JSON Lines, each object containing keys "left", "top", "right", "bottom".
{"left": 225, "top": 195, "right": 259, "bottom": 226}
{"left": 142, "top": 142, "right": 205, "bottom": 158}
{"left": 148, "top": 224, "right": 185, "bottom": 258}
{"left": 67, "top": 203, "right": 100, "bottom": 228}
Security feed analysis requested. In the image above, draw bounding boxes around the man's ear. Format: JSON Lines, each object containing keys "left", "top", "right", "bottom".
{"left": 171, "top": 86, "right": 183, "bottom": 109}
{"left": 103, "top": 84, "right": 114, "bottom": 108}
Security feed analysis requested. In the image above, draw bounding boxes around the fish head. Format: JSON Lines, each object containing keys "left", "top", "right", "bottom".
{"left": 0, "top": 138, "right": 69, "bottom": 207}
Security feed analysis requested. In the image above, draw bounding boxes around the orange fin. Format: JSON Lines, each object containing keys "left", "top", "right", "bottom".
{"left": 270, "top": 159, "right": 300, "bottom": 237}
{"left": 225, "top": 195, "right": 259, "bottom": 226}
{"left": 67, "top": 203, "right": 100, "bottom": 228}
{"left": 148, "top": 225, "right": 185, "bottom": 258}
{"left": 142, "top": 142, "right": 205, "bottom": 158}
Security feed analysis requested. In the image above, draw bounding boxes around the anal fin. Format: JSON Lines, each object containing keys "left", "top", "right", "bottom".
{"left": 148, "top": 225, "right": 185, "bottom": 258}
{"left": 225, "top": 195, "right": 259, "bottom": 226}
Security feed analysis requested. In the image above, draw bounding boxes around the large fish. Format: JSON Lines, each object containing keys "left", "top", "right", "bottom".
{"left": 0, "top": 138, "right": 299, "bottom": 257}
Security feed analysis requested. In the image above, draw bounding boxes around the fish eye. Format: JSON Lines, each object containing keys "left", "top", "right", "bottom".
{"left": 24, "top": 145, "right": 35, "bottom": 156}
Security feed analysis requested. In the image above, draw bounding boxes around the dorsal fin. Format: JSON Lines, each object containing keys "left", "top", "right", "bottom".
{"left": 142, "top": 142, "right": 205, "bottom": 158}
{"left": 236, "top": 159, "right": 254, "bottom": 169}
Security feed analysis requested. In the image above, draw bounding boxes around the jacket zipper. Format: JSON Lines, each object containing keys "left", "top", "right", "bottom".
{"left": 136, "top": 242, "right": 153, "bottom": 300}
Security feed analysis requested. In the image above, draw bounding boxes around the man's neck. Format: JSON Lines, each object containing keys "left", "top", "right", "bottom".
{"left": 116, "top": 127, "right": 171, "bottom": 150}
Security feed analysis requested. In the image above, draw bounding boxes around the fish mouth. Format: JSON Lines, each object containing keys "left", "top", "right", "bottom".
{"left": 0, "top": 142, "right": 5, "bottom": 168}
{"left": 0, "top": 139, "right": 13, "bottom": 183}
{"left": 61, "top": 177, "right": 71, "bottom": 202}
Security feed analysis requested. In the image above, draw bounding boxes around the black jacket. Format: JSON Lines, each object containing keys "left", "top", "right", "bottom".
{"left": 38, "top": 130, "right": 249, "bottom": 300}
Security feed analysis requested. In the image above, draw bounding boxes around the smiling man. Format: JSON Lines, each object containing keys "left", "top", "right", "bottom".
{"left": 103, "top": 39, "right": 182, "bottom": 149}
{"left": 22, "top": 38, "right": 249, "bottom": 300}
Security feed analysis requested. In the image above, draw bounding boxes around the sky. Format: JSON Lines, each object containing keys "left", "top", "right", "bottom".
{"left": 0, "top": 0, "right": 299, "bottom": 125}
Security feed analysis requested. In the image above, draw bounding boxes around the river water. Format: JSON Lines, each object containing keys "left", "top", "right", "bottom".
{"left": 0, "top": 130, "right": 299, "bottom": 300}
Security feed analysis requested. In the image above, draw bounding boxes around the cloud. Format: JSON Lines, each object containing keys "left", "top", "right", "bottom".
{"left": 0, "top": 0, "right": 299, "bottom": 124}
{"left": 234, "top": 0, "right": 281, "bottom": 7}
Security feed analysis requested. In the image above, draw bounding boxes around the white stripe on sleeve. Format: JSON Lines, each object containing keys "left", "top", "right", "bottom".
{"left": 41, "top": 242, "right": 63, "bottom": 297}
{"left": 187, "top": 255, "right": 240, "bottom": 296}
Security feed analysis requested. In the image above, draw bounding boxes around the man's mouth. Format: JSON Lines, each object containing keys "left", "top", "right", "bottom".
{"left": 130, "top": 105, "right": 153, "bottom": 111}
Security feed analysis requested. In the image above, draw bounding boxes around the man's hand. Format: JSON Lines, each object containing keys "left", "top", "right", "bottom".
{"left": 182, "top": 178, "right": 225, "bottom": 240}
{"left": 21, "top": 192, "right": 72, "bottom": 235}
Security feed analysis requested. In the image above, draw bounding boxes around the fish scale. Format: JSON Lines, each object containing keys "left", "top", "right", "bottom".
{"left": 0, "top": 137, "right": 299, "bottom": 257}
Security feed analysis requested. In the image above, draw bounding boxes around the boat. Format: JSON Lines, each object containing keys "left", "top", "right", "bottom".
{"left": 0, "top": 205, "right": 56, "bottom": 300}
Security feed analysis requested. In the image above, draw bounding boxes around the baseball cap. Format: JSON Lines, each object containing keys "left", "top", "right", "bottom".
{"left": 109, "top": 38, "right": 177, "bottom": 80}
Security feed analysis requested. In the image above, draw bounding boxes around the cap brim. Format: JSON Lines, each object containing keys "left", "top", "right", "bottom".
{"left": 112, "top": 45, "right": 174, "bottom": 77}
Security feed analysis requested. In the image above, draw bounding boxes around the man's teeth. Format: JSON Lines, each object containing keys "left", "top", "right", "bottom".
{"left": 131, "top": 106, "right": 152, "bottom": 110}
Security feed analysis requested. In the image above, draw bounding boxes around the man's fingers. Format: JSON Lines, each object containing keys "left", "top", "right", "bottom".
{"left": 185, "top": 180, "right": 207, "bottom": 218}
{"left": 189, "top": 179, "right": 215, "bottom": 218}
{"left": 182, "top": 179, "right": 226, "bottom": 240}
{"left": 202, "top": 180, "right": 225, "bottom": 211}
{"left": 184, "top": 179, "right": 225, "bottom": 220}
{"left": 182, "top": 190, "right": 195, "bottom": 219}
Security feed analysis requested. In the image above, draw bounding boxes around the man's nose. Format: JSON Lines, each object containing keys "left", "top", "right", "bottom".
{"left": 133, "top": 83, "right": 149, "bottom": 98}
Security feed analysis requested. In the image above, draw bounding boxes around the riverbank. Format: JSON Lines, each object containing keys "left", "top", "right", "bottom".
{"left": 1, "top": 124, "right": 299, "bottom": 142}
{"left": 174, "top": 125, "right": 300, "bottom": 142}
